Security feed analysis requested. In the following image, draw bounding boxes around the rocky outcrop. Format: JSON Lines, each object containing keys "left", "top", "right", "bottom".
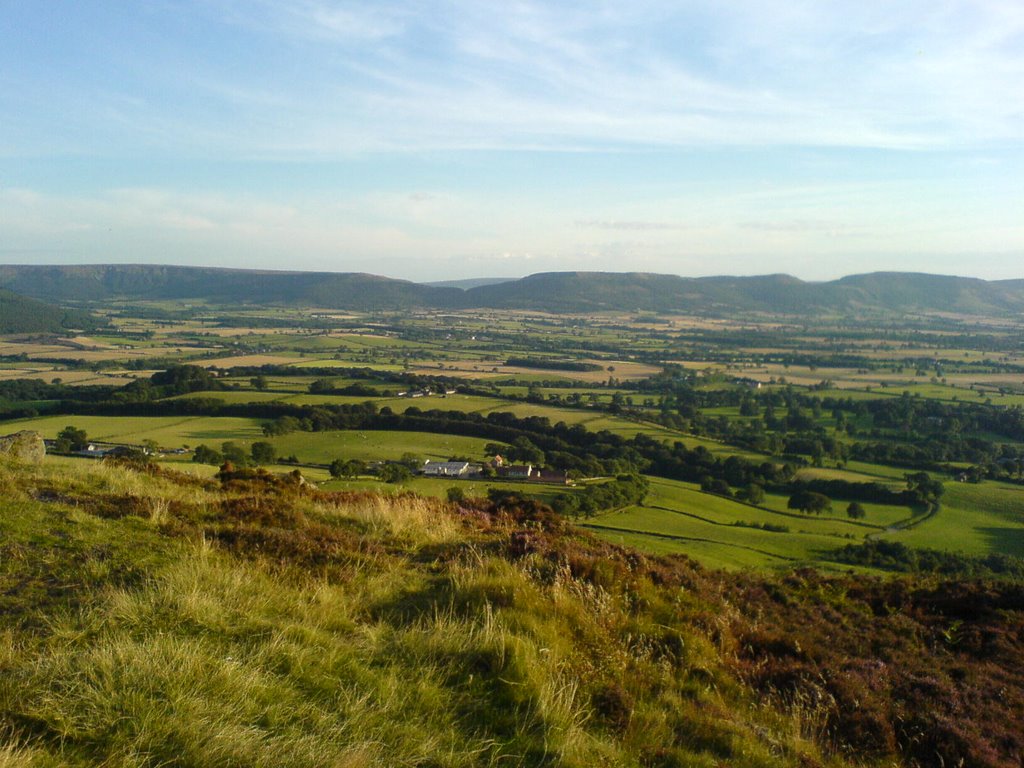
{"left": 0, "top": 431, "right": 46, "bottom": 463}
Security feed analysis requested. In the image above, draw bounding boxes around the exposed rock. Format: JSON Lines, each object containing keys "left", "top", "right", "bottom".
{"left": 0, "top": 431, "right": 46, "bottom": 463}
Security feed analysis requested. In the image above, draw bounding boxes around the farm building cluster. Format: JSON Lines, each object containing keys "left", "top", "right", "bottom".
{"left": 420, "top": 455, "right": 569, "bottom": 484}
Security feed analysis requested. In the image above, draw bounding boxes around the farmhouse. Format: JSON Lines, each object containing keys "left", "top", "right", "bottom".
{"left": 497, "top": 464, "right": 533, "bottom": 479}
{"left": 72, "top": 444, "right": 139, "bottom": 459}
{"left": 421, "top": 460, "right": 471, "bottom": 478}
{"left": 401, "top": 388, "right": 432, "bottom": 398}
{"left": 494, "top": 463, "right": 570, "bottom": 484}
{"left": 732, "top": 377, "right": 763, "bottom": 389}
{"left": 533, "top": 468, "right": 570, "bottom": 485}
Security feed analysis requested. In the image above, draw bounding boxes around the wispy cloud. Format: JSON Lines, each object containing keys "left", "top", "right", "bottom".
{"left": 216, "top": 0, "right": 1023, "bottom": 153}
{"left": 5, "top": 0, "right": 1019, "bottom": 159}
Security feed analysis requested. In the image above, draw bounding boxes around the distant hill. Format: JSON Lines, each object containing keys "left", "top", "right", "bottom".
{"left": 0, "top": 265, "right": 460, "bottom": 311}
{"left": 0, "top": 288, "right": 101, "bottom": 334}
{"left": 462, "top": 272, "right": 830, "bottom": 313}
{"left": 832, "top": 272, "right": 1024, "bottom": 315}
{"left": 463, "top": 271, "right": 1024, "bottom": 315}
{"left": 424, "top": 277, "right": 515, "bottom": 290}
{"left": 2, "top": 264, "right": 1024, "bottom": 316}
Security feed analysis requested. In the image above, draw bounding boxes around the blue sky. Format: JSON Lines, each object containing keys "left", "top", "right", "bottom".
{"left": 1, "top": 0, "right": 1021, "bottom": 281}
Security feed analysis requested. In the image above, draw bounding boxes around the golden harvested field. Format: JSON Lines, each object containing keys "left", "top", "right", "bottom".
{"left": 701, "top": 362, "right": 1022, "bottom": 393}
{"left": 588, "top": 360, "right": 664, "bottom": 380}
{"left": 107, "top": 369, "right": 159, "bottom": 379}
{"left": 0, "top": 368, "right": 60, "bottom": 383}
{"left": 665, "top": 360, "right": 729, "bottom": 371}
{"left": 0, "top": 339, "right": 212, "bottom": 363}
{"left": 62, "top": 336, "right": 118, "bottom": 349}
{"left": 0, "top": 368, "right": 138, "bottom": 385}
{"left": 77, "top": 375, "right": 141, "bottom": 386}
{"left": 0, "top": 342, "right": 69, "bottom": 356}
{"left": 411, "top": 359, "right": 660, "bottom": 382}
{"left": 954, "top": 373, "right": 1024, "bottom": 385}
{"left": 38, "top": 347, "right": 208, "bottom": 362}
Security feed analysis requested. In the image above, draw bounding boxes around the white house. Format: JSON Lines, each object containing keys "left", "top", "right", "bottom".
{"left": 421, "top": 461, "right": 471, "bottom": 478}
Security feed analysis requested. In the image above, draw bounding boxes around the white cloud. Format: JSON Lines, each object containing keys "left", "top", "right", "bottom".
{"left": 205, "top": 0, "right": 1023, "bottom": 153}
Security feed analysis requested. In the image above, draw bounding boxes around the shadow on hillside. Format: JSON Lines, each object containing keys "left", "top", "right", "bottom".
{"left": 977, "top": 526, "right": 1024, "bottom": 558}
{"left": 364, "top": 575, "right": 458, "bottom": 626}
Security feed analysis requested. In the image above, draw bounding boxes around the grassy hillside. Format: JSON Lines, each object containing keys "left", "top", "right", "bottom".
{"left": 0, "top": 455, "right": 1022, "bottom": 766}
{"left": 833, "top": 272, "right": 1024, "bottom": 314}
{"left": 0, "top": 289, "right": 100, "bottom": 334}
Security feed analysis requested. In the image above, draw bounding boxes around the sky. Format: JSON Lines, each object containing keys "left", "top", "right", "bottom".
{"left": 1, "top": 0, "right": 1022, "bottom": 282}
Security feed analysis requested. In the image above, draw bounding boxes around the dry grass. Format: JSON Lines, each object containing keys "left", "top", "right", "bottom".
{"left": 0, "top": 742, "right": 40, "bottom": 768}
{"left": 317, "top": 493, "right": 462, "bottom": 545}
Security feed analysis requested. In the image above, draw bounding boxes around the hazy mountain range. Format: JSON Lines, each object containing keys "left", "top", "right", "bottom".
{"left": 3, "top": 264, "right": 1024, "bottom": 317}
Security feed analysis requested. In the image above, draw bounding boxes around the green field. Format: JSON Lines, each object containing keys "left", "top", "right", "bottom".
{"left": 467, "top": 400, "right": 607, "bottom": 424}
{"left": 582, "top": 473, "right": 1024, "bottom": 570}
{"left": 585, "top": 506, "right": 851, "bottom": 568}
{"left": 266, "top": 429, "right": 497, "bottom": 464}
{"left": 6, "top": 415, "right": 265, "bottom": 446}
{"left": 878, "top": 481, "right": 1024, "bottom": 558}
{"left": 590, "top": 528, "right": 777, "bottom": 570}
{"left": 10, "top": 414, "right": 502, "bottom": 467}
{"left": 582, "top": 477, "right": 881, "bottom": 569}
